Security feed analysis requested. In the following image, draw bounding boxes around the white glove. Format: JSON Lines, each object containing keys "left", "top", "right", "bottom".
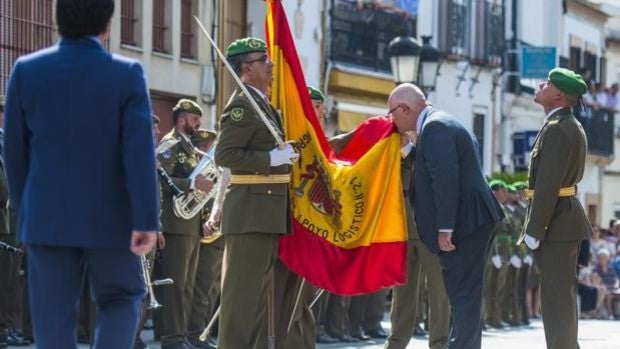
{"left": 523, "top": 255, "right": 533, "bottom": 265}
{"left": 269, "top": 144, "right": 299, "bottom": 166}
{"left": 491, "top": 255, "right": 502, "bottom": 269}
{"left": 509, "top": 255, "right": 522, "bottom": 269}
{"left": 524, "top": 234, "right": 540, "bottom": 250}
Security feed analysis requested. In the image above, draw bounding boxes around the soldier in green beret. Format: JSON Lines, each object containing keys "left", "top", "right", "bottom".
{"left": 517, "top": 67, "right": 591, "bottom": 349}
{"left": 308, "top": 86, "right": 326, "bottom": 129}
{"left": 157, "top": 99, "right": 217, "bottom": 349}
{"left": 483, "top": 179, "right": 511, "bottom": 329}
{"left": 215, "top": 37, "right": 299, "bottom": 349}
{"left": 500, "top": 185, "right": 524, "bottom": 326}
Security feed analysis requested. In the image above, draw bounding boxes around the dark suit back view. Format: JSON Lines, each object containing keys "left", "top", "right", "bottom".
{"left": 411, "top": 108, "right": 503, "bottom": 349}
{"left": 3, "top": 31, "right": 158, "bottom": 349}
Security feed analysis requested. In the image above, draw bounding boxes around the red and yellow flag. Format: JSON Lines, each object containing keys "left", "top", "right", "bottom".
{"left": 266, "top": 0, "right": 408, "bottom": 295}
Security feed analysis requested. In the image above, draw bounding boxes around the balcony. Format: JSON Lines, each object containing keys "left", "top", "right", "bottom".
{"left": 329, "top": 0, "right": 416, "bottom": 73}
{"left": 575, "top": 107, "right": 615, "bottom": 157}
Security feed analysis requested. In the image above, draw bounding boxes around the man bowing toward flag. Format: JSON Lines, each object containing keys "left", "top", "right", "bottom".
{"left": 389, "top": 83, "right": 503, "bottom": 349}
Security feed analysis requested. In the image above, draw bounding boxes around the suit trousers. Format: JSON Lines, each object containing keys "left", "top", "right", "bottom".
{"left": 533, "top": 240, "right": 580, "bottom": 349}
{"left": 187, "top": 238, "right": 224, "bottom": 340}
{"left": 27, "top": 244, "right": 144, "bottom": 349}
{"left": 385, "top": 238, "right": 450, "bottom": 349}
{"left": 218, "top": 233, "right": 278, "bottom": 349}
{"left": 438, "top": 222, "right": 495, "bottom": 349}
{"left": 159, "top": 233, "right": 201, "bottom": 346}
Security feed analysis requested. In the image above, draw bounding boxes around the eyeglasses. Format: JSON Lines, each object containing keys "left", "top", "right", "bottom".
{"left": 244, "top": 55, "right": 271, "bottom": 65}
{"left": 388, "top": 104, "right": 406, "bottom": 115}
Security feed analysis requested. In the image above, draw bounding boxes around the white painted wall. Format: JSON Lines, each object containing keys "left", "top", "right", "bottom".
{"left": 109, "top": 0, "right": 218, "bottom": 126}
{"left": 246, "top": 0, "right": 323, "bottom": 87}
{"left": 431, "top": 62, "right": 498, "bottom": 175}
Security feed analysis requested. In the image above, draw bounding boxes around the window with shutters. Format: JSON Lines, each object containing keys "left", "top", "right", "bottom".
{"left": 121, "top": 0, "right": 142, "bottom": 47}
{"left": 152, "top": 0, "right": 172, "bottom": 54}
{"left": 180, "top": 0, "right": 197, "bottom": 59}
{"left": 437, "top": 0, "right": 471, "bottom": 59}
{"left": 329, "top": 0, "right": 416, "bottom": 73}
{"left": 0, "top": 0, "right": 54, "bottom": 94}
{"left": 471, "top": 0, "right": 503, "bottom": 67}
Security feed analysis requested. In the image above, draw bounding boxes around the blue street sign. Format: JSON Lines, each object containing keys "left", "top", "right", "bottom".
{"left": 521, "top": 47, "right": 557, "bottom": 79}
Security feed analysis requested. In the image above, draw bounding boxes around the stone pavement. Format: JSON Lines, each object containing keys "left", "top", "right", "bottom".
{"left": 13, "top": 319, "right": 619, "bottom": 348}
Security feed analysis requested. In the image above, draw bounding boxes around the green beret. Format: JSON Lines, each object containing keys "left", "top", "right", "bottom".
{"left": 512, "top": 181, "right": 527, "bottom": 190}
{"left": 191, "top": 129, "right": 217, "bottom": 145}
{"left": 0, "top": 95, "right": 5, "bottom": 112}
{"left": 226, "top": 37, "right": 267, "bottom": 58}
{"left": 489, "top": 179, "right": 507, "bottom": 190}
{"left": 152, "top": 114, "right": 160, "bottom": 123}
{"left": 506, "top": 185, "right": 517, "bottom": 193}
{"left": 307, "top": 86, "right": 325, "bottom": 101}
{"left": 173, "top": 99, "right": 203, "bottom": 116}
{"left": 548, "top": 68, "right": 587, "bottom": 96}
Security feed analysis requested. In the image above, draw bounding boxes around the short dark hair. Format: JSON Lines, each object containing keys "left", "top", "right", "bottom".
{"left": 56, "top": 0, "right": 115, "bottom": 39}
{"left": 228, "top": 53, "right": 252, "bottom": 76}
{"left": 173, "top": 110, "right": 187, "bottom": 124}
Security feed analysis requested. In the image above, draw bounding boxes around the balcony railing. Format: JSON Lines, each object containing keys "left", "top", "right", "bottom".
{"left": 576, "top": 107, "right": 615, "bottom": 157}
{"left": 329, "top": 0, "right": 416, "bottom": 73}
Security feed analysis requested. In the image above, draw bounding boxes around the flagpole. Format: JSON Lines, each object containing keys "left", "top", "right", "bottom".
{"left": 193, "top": 16, "right": 286, "bottom": 147}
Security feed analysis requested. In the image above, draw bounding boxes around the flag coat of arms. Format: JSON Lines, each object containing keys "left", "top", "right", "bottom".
{"left": 265, "top": 0, "right": 408, "bottom": 295}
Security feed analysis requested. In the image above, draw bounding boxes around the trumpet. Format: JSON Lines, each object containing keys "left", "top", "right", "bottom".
{"left": 173, "top": 143, "right": 220, "bottom": 219}
{"left": 141, "top": 254, "right": 173, "bottom": 310}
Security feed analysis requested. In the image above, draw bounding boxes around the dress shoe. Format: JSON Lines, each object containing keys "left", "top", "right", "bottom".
{"left": 134, "top": 336, "right": 149, "bottom": 349}
{"left": 413, "top": 324, "right": 428, "bottom": 338}
{"left": 316, "top": 329, "right": 338, "bottom": 344}
{"left": 349, "top": 326, "right": 370, "bottom": 340}
{"left": 338, "top": 334, "right": 359, "bottom": 342}
{"left": 365, "top": 327, "right": 389, "bottom": 339}
{"left": 7, "top": 332, "right": 31, "bottom": 346}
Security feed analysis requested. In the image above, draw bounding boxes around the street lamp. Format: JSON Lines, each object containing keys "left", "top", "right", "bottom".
{"left": 419, "top": 36, "right": 441, "bottom": 90}
{"left": 388, "top": 36, "right": 421, "bottom": 85}
{"left": 388, "top": 35, "right": 441, "bottom": 90}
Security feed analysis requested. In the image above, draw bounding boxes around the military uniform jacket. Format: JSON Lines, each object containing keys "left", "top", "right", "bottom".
{"left": 521, "top": 108, "right": 591, "bottom": 242}
{"left": 215, "top": 86, "right": 290, "bottom": 235}
{"left": 158, "top": 129, "right": 202, "bottom": 235}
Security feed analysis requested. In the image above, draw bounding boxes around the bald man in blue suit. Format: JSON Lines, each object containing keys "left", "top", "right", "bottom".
{"left": 3, "top": 1, "right": 159, "bottom": 348}
{"left": 388, "top": 83, "right": 503, "bottom": 349}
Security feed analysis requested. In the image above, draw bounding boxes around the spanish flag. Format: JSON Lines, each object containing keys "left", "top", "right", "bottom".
{"left": 266, "top": 0, "right": 408, "bottom": 295}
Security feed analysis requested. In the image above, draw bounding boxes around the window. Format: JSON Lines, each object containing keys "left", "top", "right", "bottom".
{"left": 471, "top": 0, "right": 503, "bottom": 67}
{"left": 180, "top": 0, "right": 197, "bottom": 59}
{"left": 437, "top": 0, "right": 471, "bottom": 59}
{"left": 121, "top": 0, "right": 142, "bottom": 47}
{"left": 152, "top": 0, "right": 171, "bottom": 54}
{"left": 0, "top": 0, "right": 54, "bottom": 94}
{"left": 569, "top": 46, "right": 581, "bottom": 71}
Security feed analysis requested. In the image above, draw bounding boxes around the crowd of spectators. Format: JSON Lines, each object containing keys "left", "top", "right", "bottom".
{"left": 578, "top": 221, "right": 620, "bottom": 320}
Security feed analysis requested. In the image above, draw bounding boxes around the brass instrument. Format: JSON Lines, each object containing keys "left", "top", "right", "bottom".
{"left": 172, "top": 143, "right": 220, "bottom": 219}
{"left": 141, "top": 254, "right": 173, "bottom": 309}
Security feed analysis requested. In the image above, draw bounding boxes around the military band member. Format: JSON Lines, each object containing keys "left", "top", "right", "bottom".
{"left": 186, "top": 129, "right": 220, "bottom": 349}
{"left": 215, "top": 37, "right": 299, "bottom": 349}
{"left": 484, "top": 180, "right": 510, "bottom": 329}
{"left": 518, "top": 67, "right": 592, "bottom": 349}
{"left": 158, "top": 99, "right": 215, "bottom": 349}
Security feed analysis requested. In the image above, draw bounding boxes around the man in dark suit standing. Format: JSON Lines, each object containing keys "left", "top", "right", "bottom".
{"left": 388, "top": 83, "right": 503, "bottom": 349}
{"left": 3, "top": 1, "right": 159, "bottom": 348}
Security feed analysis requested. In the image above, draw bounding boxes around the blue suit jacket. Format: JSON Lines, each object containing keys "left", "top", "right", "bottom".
{"left": 3, "top": 37, "right": 159, "bottom": 248}
{"left": 411, "top": 108, "right": 503, "bottom": 253}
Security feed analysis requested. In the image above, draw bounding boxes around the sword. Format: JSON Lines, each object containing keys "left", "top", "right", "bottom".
{"left": 193, "top": 16, "right": 285, "bottom": 147}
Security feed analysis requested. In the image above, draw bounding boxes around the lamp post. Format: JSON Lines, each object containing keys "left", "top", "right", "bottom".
{"left": 388, "top": 36, "right": 421, "bottom": 85}
{"left": 388, "top": 35, "right": 441, "bottom": 90}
